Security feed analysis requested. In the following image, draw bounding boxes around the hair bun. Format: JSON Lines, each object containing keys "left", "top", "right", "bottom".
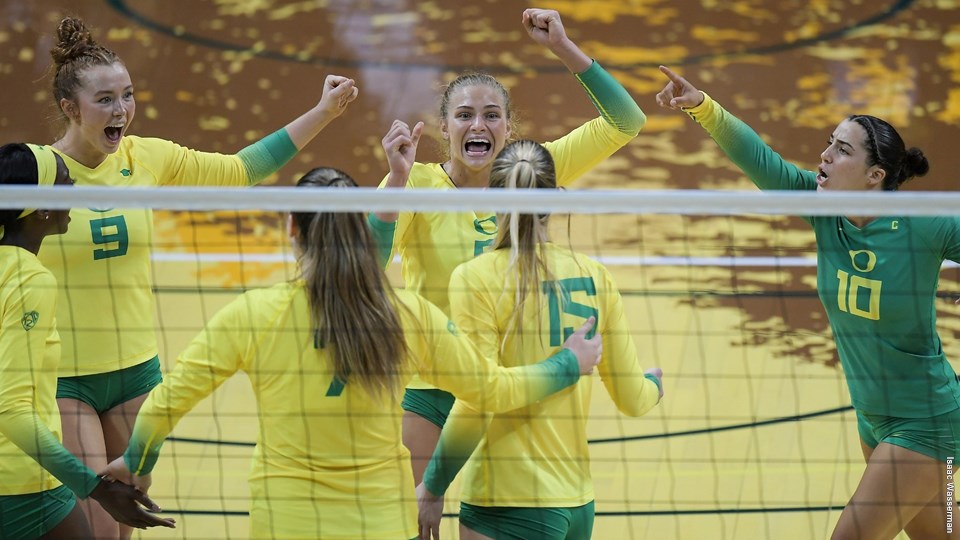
{"left": 903, "top": 147, "right": 929, "bottom": 179}
{"left": 50, "top": 17, "right": 96, "bottom": 67}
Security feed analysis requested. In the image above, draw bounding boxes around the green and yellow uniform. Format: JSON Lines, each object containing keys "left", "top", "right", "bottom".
{"left": 369, "top": 61, "right": 647, "bottom": 420}
{"left": 684, "top": 94, "right": 960, "bottom": 460}
{"left": 423, "top": 245, "right": 661, "bottom": 539}
{"left": 0, "top": 248, "right": 101, "bottom": 537}
{"left": 41, "top": 132, "right": 296, "bottom": 410}
{"left": 123, "top": 284, "right": 585, "bottom": 540}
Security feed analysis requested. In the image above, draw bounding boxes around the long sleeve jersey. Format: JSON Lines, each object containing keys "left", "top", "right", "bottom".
{"left": 0, "top": 247, "right": 99, "bottom": 497}
{"left": 423, "top": 244, "right": 660, "bottom": 506}
{"left": 122, "top": 284, "right": 583, "bottom": 539}
{"left": 684, "top": 93, "right": 960, "bottom": 418}
{"left": 371, "top": 61, "right": 645, "bottom": 390}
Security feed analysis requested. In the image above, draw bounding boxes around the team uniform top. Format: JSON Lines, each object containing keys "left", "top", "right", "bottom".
{"left": 685, "top": 94, "right": 960, "bottom": 418}
{"left": 122, "top": 283, "right": 584, "bottom": 540}
{"left": 422, "top": 244, "right": 661, "bottom": 507}
{"left": 0, "top": 247, "right": 100, "bottom": 497}
{"left": 40, "top": 133, "right": 295, "bottom": 376}
{"left": 371, "top": 61, "right": 646, "bottom": 390}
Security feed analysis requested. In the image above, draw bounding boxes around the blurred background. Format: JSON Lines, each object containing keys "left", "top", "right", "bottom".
{"left": 1, "top": 1, "right": 958, "bottom": 539}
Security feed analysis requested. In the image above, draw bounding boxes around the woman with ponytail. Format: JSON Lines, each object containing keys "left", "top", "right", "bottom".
{"left": 416, "top": 141, "right": 664, "bottom": 540}
{"left": 102, "top": 168, "right": 603, "bottom": 540}
{"left": 39, "top": 16, "right": 359, "bottom": 537}
{"left": 656, "top": 66, "right": 959, "bottom": 540}
{"left": 370, "top": 7, "right": 646, "bottom": 486}
{"left": 0, "top": 143, "right": 175, "bottom": 538}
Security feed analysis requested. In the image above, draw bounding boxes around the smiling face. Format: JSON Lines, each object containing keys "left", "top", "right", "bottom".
{"left": 816, "top": 119, "right": 885, "bottom": 192}
{"left": 440, "top": 83, "right": 512, "bottom": 175}
{"left": 60, "top": 62, "right": 135, "bottom": 162}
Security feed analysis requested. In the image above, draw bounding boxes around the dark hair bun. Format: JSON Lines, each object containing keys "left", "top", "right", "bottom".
{"left": 903, "top": 147, "right": 929, "bottom": 179}
{"left": 50, "top": 17, "right": 96, "bottom": 67}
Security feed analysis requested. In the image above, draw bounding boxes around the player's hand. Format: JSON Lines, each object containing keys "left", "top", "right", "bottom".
{"left": 645, "top": 367, "right": 664, "bottom": 400}
{"left": 416, "top": 482, "right": 443, "bottom": 540}
{"left": 655, "top": 66, "right": 704, "bottom": 110}
{"left": 522, "top": 9, "right": 569, "bottom": 50}
{"left": 101, "top": 456, "right": 151, "bottom": 493}
{"left": 317, "top": 75, "right": 359, "bottom": 118}
{"left": 382, "top": 119, "right": 424, "bottom": 188}
{"left": 563, "top": 316, "right": 602, "bottom": 375}
{"left": 89, "top": 476, "right": 176, "bottom": 530}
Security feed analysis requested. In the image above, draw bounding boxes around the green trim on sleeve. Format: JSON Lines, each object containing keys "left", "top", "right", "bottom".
{"left": 11, "top": 417, "right": 101, "bottom": 498}
{"left": 237, "top": 128, "right": 299, "bottom": 185}
{"left": 574, "top": 61, "right": 645, "bottom": 136}
{"left": 644, "top": 373, "right": 662, "bottom": 397}
{"left": 367, "top": 213, "right": 397, "bottom": 269}
{"left": 123, "top": 431, "right": 164, "bottom": 477}
{"left": 539, "top": 348, "right": 581, "bottom": 392}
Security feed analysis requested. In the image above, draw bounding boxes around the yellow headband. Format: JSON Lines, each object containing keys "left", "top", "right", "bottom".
{"left": 0, "top": 144, "right": 59, "bottom": 239}
{"left": 18, "top": 144, "right": 59, "bottom": 220}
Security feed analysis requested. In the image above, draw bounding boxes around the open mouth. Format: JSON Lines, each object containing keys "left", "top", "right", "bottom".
{"left": 464, "top": 138, "right": 492, "bottom": 157}
{"left": 816, "top": 166, "right": 829, "bottom": 186}
{"left": 104, "top": 124, "right": 124, "bottom": 144}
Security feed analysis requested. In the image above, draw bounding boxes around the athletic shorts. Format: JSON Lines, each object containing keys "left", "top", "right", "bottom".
{"left": 857, "top": 407, "right": 960, "bottom": 463}
{"left": 401, "top": 388, "right": 455, "bottom": 429}
{"left": 459, "top": 501, "right": 595, "bottom": 540}
{"left": 56, "top": 356, "right": 163, "bottom": 414}
{"left": 0, "top": 485, "right": 75, "bottom": 540}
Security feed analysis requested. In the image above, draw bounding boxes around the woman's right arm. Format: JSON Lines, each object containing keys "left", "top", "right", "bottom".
{"left": 368, "top": 120, "right": 425, "bottom": 267}
{"left": 656, "top": 66, "right": 817, "bottom": 192}
{"left": 412, "top": 285, "right": 600, "bottom": 413}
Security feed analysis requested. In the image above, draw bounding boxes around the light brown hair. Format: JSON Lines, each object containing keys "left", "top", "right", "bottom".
{"left": 292, "top": 168, "right": 408, "bottom": 400}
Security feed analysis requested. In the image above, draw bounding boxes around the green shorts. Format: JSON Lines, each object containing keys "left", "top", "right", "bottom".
{"left": 0, "top": 485, "right": 76, "bottom": 540}
{"left": 56, "top": 356, "right": 163, "bottom": 414}
{"left": 857, "top": 407, "right": 960, "bottom": 463}
{"left": 401, "top": 388, "right": 455, "bottom": 429}
{"left": 459, "top": 501, "right": 595, "bottom": 540}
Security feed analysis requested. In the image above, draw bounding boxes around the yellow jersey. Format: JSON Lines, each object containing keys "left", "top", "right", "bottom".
{"left": 40, "top": 136, "right": 259, "bottom": 376}
{"left": 384, "top": 117, "right": 635, "bottom": 390}
{"left": 0, "top": 247, "right": 99, "bottom": 496}
{"left": 123, "top": 283, "right": 583, "bottom": 539}
{"left": 426, "top": 244, "right": 660, "bottom": 506}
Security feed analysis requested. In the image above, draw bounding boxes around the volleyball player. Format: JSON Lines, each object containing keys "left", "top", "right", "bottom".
{"left": 39, "top": 16, "right": 358, "bottom": 537}
{"left": 415, "top": 140, "right": 664, "bottom": 540}
{"left": 656, "top": 65, "right": 959, "bottom": 540}
{"left": 370, "top": 7, "right": 647, "bottom": 485}
{"left": 102, "top": 168, "right": 602, "bottom": 539}
{"left": 0, "top": 143, "right": 175, "bottom": 538}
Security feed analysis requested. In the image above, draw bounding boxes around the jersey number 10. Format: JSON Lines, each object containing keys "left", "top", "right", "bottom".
{"left": 836, "top": 269, "right": 881, "bottom": 321}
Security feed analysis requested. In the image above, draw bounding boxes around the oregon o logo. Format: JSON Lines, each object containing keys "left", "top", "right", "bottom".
{"left": 21, "top": 311, "right": 39, "bottom": 331}
{"left": 447, "top": 320, "right": 460, "bottom": 336}
{"left": 848, "top": 250, "right": 877, "bottom": 273}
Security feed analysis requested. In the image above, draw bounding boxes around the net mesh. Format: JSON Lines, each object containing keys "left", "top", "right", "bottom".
{"left": 1, "top": 186, "right": 958, "bottom": 539}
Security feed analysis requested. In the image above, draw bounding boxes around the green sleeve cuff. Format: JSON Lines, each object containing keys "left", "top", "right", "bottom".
{"left": 574, "top": 61, "right": 645, "bottom": 135}
{"left": 237, "top": 128, "right": 299, "bottom": 185}
{"left": 123, "top": 437, "right": 164, "bottom": 477}
{"left": 366, "top": 213, "right": 397, "bottom": 269}
{"left": 32, "top": 433, "right": 101, "bottom": 498}
{"left": 644, "top": 373, "right": 662, "bottom": 397}
{"left": 542, "top": 348, "right": 581, "bottom": 392}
